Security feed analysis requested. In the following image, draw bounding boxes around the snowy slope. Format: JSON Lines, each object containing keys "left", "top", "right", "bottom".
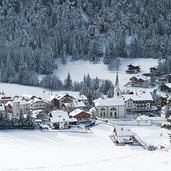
{"left": 54, "top": 57, "right": 158, "bottom": 89}
{"left": 0, "top": 124, "right": 171, "bottom": 171}
{"left": 0, "top": 83, "right": 79, "bottom": 100}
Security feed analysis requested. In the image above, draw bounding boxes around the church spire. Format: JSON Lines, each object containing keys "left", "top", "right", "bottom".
{"left": 115, "top": 72, "right": 119, "bottom": 87}
{"left": 114, "top": 72, "right": 121, "bottom": 98}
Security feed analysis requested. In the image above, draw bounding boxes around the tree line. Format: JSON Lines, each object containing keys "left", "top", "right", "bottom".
{"left": 0, "top": 0, "right": 171, "bottom": 84}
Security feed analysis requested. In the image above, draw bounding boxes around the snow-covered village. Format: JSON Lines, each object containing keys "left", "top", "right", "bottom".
{"left": 0, "top": 57, "right": 171, "bottom": 170}
{"left": 1, "top": 0, "right": 171, "bottom": 170}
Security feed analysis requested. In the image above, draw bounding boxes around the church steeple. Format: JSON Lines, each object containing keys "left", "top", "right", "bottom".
{"left": 115, "top": 72, "right": 119, "bottom": 87}
{"left": 114, "top": 72, "right": 122, "bottom": 98}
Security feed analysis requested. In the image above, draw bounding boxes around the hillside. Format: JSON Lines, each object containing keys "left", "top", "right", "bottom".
{"left": 0, "top": 0, "right": 171, "bottom": 85}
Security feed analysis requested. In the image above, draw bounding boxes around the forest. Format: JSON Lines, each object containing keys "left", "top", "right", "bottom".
{"left": 0, "top": 0, "right": 171, "bottom": 85}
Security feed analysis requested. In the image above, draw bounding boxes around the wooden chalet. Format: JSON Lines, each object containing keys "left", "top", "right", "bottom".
{"left": 126, "top": 64, "right": 140, "bottom": 74}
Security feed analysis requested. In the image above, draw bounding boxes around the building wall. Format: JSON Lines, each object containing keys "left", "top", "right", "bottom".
{"left": 96, "top": 105, "right": 125, "bottom": 118}
{"left": 30, "top": 101, "right": 49, "bottom": 111}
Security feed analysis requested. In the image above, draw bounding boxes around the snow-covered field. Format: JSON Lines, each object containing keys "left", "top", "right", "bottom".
{"left": 0, "top": 124, "right": 171, "bottom": 171}
{"left": 55, "top": 57, "right": 158, "bottom": 89}
{"left": 0, "top": 83, "right": 79, "bottom": 100}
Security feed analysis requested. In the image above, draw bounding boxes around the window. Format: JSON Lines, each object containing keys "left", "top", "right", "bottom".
{"left": 115, "top": 112, "right": 117, "bottom": 118}
{"left": 110, "top": 107, "right": 116, "bottom": 117}
{"left": 100, "top": 108, "right": 105, "bottom": 117}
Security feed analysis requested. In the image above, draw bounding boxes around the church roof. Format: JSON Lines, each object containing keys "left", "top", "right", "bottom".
{"left": 94, "top": 97, "right": 125, "bottom": 107}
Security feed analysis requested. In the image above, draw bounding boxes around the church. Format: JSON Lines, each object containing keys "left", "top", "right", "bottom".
{"left": 93, "top": 73, "right": 126, "bottom": 118}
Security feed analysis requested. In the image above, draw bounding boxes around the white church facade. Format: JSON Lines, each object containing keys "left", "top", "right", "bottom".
{"left": 93, "top": 73, "right": 126, "bottom": 118}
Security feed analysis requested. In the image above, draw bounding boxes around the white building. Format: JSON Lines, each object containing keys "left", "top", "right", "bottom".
{"left": 94, "top": 73, "right": 126, "bottom": 118}
{"left": 137, "top": 115, "right": 166, "bottom": 126}
{"left": 94, "top": 97, "right": 126, "bottom": 118}
{"left": 123, "top": 91, "right": 153, "bottom": 114}
{"left": 113, "top": 126, "right": 134, "bottom": 144}
{"left": 29, "top": 98, "right": 50, "bottom": 112}
{"left": 13, "top": 97, "right": 30, "bottom": 116}
{"left": 49, "top": 110, "right": 77, "bottom": 129}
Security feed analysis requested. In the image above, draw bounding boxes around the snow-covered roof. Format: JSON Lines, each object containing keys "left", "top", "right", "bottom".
{"left": 167, "top": 96, "right": 171, "bottom": 101}
{"left": 13, "top": 97, "right": 30, "bottom": 105}
{"left": 165, "top": 83, "right": 171, "bottom": 88}
{"left": 69, "top": 108, "right": 90, "bottom": 117}
{"left": 137, "top": 115, "right": 151, "bottom": 121}
{"left": 5, "top": 101, "right": 13, "bottom": 106}
{"left": 47, "top": 95, "right": 56, "bottom": 102}
{"left": 47, "top": 92, "right": 74, "bottom": 101}
{"left": 137, "top": 115, "right": 166, "bottom": 121}
{"left": 114, "top": 126, "right": 133, "bottom": 136}
{"left": 64, "top": 101, "right": 86, "bottom": 108}
{"left": 56, "top": 92, "right": 73, "bottom": 100}
{"left": 31, "top": 110, "right": 43, "bottom": 118}
{"left": 123, "top": 91, "right": 153, "bottom": 101}
{"left": 161, "top": 105, "right": 169, "bottom": 114}
{"left": 74, "top": 94, "right": 88, "bottom": 101}
{"left": 94, "top": 97, "right": 125, "bottom": 107}
{"left": 29, "top": 98, "right": 48, "bottom": 104}
{"left": 50, "top": 110, "right": 77, "bottom": 123}
{"left": 21, "top": 94, "right": 36, "bottom": 101}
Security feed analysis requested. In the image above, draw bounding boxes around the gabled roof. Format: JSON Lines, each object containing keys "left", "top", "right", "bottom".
{"left": 165, "top": 83, "right": 171, "bottom": 89}
{"left": 21, "top": 94, "right": 39, "bottom": 101}
{"left": 50, "top": 110, "right": 77, "bottom": 123}
{"left": 123, "top": 91, "right": 153, "bottom": 101}
{"left": 69, "top": 108, "right": 90, "bottom": 117}
{"left": 64, "top": 100, "right": 86, "bottom": 108}
{"left": 13, "top": 97, "right": 30, "bottom": 105}
{"left": 47, "top": 92, "right": 74, "bottom": 102}
{"left": 94, "top": 97, "right": 125, "bottom": 107}
{"left": 29, "top": 98, "right": 49, "bottom": 105}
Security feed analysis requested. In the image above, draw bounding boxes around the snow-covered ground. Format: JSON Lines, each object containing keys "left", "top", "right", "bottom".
{"left": 0, "top": 83, "right": 79, "bottom": 100}
{"left": 0, "top": 124, "right": 171, "bottom": 171}
{"left": 54, "top": 57, "right": 158, "bottom": 89}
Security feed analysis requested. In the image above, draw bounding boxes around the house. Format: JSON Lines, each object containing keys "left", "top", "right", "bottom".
{"left": 158, "top": 74, "right": 171, "bottom": 85}
{"left": 137, "top": 115, "right": 166, "bottom": 126}
{"left": 136, "top": 115, "right": 152, "bottom": 126}
{"left": 94, "top": 97, "right": 126, "bottom": 118}
{"left": 21, "top": 94, "right": 41, "bottom": 101}
{"left": 128, "top": 76, "right": 149, "bottom": 88}
{"left": 155, "top": 95, "right": 167, "bottom": 108}
{"left": 150, "top": 67, "right": 159, "bottom": 76}
{"left": 13, "top": 97, "right": 30, "bottom": 116}
{"left": 94, "top": 73, "right": 126, "bottom": 118}
{"left": 123, "top": 91, "right": 154, "bottom": 114}
{"left": 4, "top": 101, "right": 13, "bottom": 113}
{"left": 47, "top": 92, "right": 75, "bottom": 109}
{"left": 49, "top": 110, "right": 77, "bottom": 129}
{"left": 75, "top": 94, "right": 89, "bottom": 105}
{"left": 69, "top": 108, "right": 91, "bottom": 123}
{"left": 29, "top": 98, "right": 50, "bottom": 112}
{"left": 113, "top": 126, "right": 134, "bottom": 144}
{"left": 63, "top": 100, "right": 86, "bottom": 113}
{"left": 160, "top": 96, "right": 171, "bottom": 118}
{"left": 0, "top": 96, "right": 12, "bottom": 105}
{"left": 160, "top": 83, "right": 171, "bottom": 93}
{"left": 126, "top": 64, "right": 140, "bottom": 74}
{"left": 31, "top": 110, "right": 48, "bottom": 120}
